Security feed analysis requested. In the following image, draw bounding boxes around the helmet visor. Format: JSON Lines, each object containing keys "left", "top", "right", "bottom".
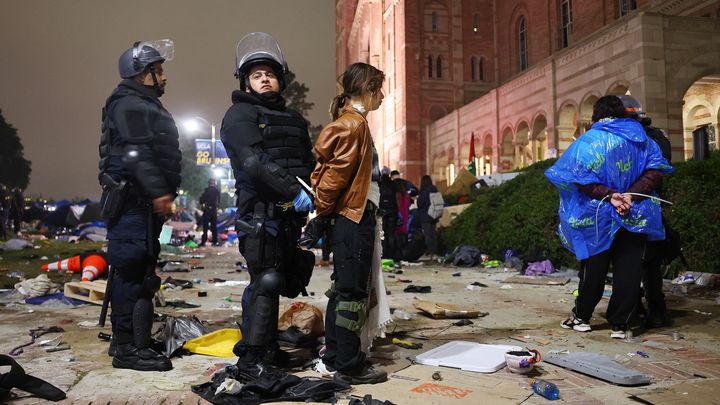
{"left": 136, "top": 39, "right": 175, "bottom": 62}
{"left": 235, "top": 32, "right": 286, "bottom": 74}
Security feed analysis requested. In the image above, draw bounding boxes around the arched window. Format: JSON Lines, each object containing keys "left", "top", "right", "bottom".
{"left": 436, "top": 56, "right": 443, "bottom": 79}
{"left": 473, "top": 13, "right": 479, "bottom": 33}
{"left": 619, "top": 0, "right": 637, "bottom": 17}
{"left": 470, "top": 57, "right": 477, "bottom": 81}
{"left": 479, "top": 57, "right": 485, "bottom": 81}
{"left": 427, "top": 55, "right": 433, "bottom": 78}
{"left": 432, "top": 11, "right": 438, "bottom": 32}
{"left": 518, "top": 17, "right": 528, "bottom": 71}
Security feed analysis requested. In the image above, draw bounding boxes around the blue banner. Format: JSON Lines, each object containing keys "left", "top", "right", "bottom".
{"left": 195, "top": 139, "right": 230, "bottom": 167}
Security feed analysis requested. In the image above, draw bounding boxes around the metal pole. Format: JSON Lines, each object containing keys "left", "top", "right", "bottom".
{"left": 211, "top": 122, "right": 216, "bottom": 166}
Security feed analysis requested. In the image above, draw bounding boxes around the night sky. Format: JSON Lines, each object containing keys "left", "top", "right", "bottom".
{"left": 0, "top": 0, "right": 335, "bottom": 200}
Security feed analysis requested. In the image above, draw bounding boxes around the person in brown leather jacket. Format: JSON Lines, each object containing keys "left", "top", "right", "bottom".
{"left": 307, "top": 62, "right": 388, "bottom": 385}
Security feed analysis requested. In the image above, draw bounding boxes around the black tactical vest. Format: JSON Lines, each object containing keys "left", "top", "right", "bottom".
{"left": 254, "top": 105, "right": 313, "bottom": 183}
{"left": 98, "top": 82, "right": 182, "bottom": 192}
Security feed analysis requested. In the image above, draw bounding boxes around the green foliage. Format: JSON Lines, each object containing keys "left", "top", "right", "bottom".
{"left": 284, "top": 71, "right": 315, "bottom": 119}
{"left": 441, "top": 152, "right": 720, "bottom": 273}
{"left": 0, "top": 109, "right": 32, "bottom": 189}
{"left": 441, "top": 159, "right": 576, "bottom": 267}
{"left": 663, "top": 150, "right": 720, "bottom": 274}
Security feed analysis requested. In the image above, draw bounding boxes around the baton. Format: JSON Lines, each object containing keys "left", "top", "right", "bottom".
{"left": 98, "top": 265, "right": 114, "bottom": 327}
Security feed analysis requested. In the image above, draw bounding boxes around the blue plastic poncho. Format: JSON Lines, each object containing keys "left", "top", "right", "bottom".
{"left": 544, "top": 118, "right": 673, "bottom": 260}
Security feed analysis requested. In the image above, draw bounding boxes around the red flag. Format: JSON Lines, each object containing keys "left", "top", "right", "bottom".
{"left": 468, "top": 132, "right": 476, "bottom": 162}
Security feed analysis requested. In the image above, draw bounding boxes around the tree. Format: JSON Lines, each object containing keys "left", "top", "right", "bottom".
{"left": 0, "top": 109, "right": 32, "bottom": 189}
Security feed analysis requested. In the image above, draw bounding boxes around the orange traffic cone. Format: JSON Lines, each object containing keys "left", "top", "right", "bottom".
{"left": 81, "top": 254, "right": 107, "bottom": 282}
{"left": 41, "top": 255, "right": 82, "bottom": 272}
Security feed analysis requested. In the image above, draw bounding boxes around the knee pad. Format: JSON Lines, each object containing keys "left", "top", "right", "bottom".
{"left": 141, "top": 272, "right": 161, "bottom": 297}
{"left": 335, "top": 300, "right": 366, "bottom": 334}
{"left": 256, "top": 272, "right": 285, "bottom": 297}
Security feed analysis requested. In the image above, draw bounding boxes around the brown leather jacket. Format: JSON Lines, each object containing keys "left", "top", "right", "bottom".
{"left": 311, "top": 105, "right": 373, "bottom": 223}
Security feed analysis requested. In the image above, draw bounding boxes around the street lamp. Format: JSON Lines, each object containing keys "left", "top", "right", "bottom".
{"left": 183, "top": 116, "right": 217, "bottom": 166}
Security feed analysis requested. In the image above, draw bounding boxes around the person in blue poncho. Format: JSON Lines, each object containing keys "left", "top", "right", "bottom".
{"left": 545, "top": 95, "right": 673, "bottom": 339}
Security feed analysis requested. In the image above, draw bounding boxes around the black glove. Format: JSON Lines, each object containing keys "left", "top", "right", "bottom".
{"left": 298, "top": 216, "right": 329, "bottom": 249}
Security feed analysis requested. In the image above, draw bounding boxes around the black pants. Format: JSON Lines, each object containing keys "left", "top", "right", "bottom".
{"left": 421, "top": 222, "right": 437, "bottom": 255}
{"left": 642, "top": 242, "right": 666, "bottom": 321}
{"left": 573, "top": 228, "right": 646, "bottom": 327}
{"left": 201, "top": 212, "right": 218, "bottom": 244}
{"left": 381, "top": 213, "right": 397, "bottom": 259}
{"left": 324, "top": 208, "right": 376, "bottom": 373}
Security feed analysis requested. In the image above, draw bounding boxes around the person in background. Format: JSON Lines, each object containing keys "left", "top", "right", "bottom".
{"left": 393, "top": 178, "right": 410, "bottom": 260}
{"left": 305, "top": 62, "right": 388, "bottom": 385}
{"left": 199, "top": 178, "right": 220, "bottom": 246}
{"left": 390, "top": 169, "right": 418, "bottom": 197}
{"left": 10, "top": 187, "right": 24, "bottom": 234}
{"left": 378, "top": 167, "right": 398, "bottom": 259}
{"left": 416, "top": 175, "right": 439, "bottom": 259}
{"left": 0, "top": 184, "right": 8, "bottom": 240}
{"left": 545, "top": 95, "right": 673, "bottom": 339}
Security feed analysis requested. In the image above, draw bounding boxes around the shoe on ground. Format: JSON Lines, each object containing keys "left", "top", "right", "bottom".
{"left": 645, "top": 315, "right": 668, "bottom": 329}
{"left": 610, "top": 326, "right": 627, "bottom": 339}
{"left": 313, "top": 359, "right": 336, "bottom": 377}
{"left": 333, "top": 363, "right": 387, "bottom": 385}
{"left": 112, "top": 344, "right": 172, "bottom": 371}
{"left": 561, "top": 315, "right": 591, "bottom": 332}
{"left": 266, "top": 347, "right": 306, "bottom": 370}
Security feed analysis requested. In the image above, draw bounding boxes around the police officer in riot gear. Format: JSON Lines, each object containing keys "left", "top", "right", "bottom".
{"left": 221, "top": 32, "right": 315, "bottom": 381}
{"left": 621, "top": 95, "right": 673, "bottom": 327}
{"left": 98, "top": 40, "right": 181, "bottom": 371}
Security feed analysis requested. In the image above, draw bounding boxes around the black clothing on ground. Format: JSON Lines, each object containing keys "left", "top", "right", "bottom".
{"left": 199, "top": 185, "right": 221, "bottom": 244}
{"left": 323, "top": 206, "right": 376, "bottom": 374}
{"left": 98, "top": 78, "right": 181, "bottom": 370}
{"left": 221, "top": 89, "right": 314, "bottom": 367}
{"left": 573, "top": 228, "right": 646, "bottom": 327}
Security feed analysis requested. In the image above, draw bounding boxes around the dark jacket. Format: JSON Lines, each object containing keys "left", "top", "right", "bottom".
{"left": 417, "top": 184, "right": 439, "bottom": 224}
{"left": 99, "top": 79, "right": 182, "bottom": 200}
{"left": 221, "top": 91, "right": 314, "bottom": 216}
{"left": 199, "top": 185, "right": 221, "bottom": 212}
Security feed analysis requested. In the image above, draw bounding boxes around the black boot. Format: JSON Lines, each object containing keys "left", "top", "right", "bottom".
{"left": 235, "top": 346, "right": 275, "bottom": 382}
{"left": 112, "top": 343, "right": 173, "bottom": 371}
{"left": 107, "top": 336, "right": 117, "bottom": 357}
{"left": 266, "top": 346, "right": 305, "bottom": 370}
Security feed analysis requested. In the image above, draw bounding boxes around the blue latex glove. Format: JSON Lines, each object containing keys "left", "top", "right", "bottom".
{"left": 292, "top": 189, "right": 314, "bottom": 212}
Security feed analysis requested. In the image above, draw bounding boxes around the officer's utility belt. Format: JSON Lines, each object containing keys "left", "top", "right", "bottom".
{"left": 99, "top": 173, "right": 129, "bottom": 221}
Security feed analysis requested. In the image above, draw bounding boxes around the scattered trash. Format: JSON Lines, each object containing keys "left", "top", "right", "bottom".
{"left": 693, "top": 309, "right": 712, "bottom": 316}
{"left": 452, "top": 272, "right": 461, "bottom": 277}
{"left": 548, "top": 349, "right": 570, "bottom": 355}
{"left": 635, "top": 351, "right": 649, "bottom": 358}
{"left": 213, "top": 280, "right": 249, "bottom": 287}
{"left": 503, "top": 256, "right": 524, "bottom": 271}
{"left": 672, "top": 273, "right": 696, "bottom": 285}
{"left": 14, "top": 274, "right": 59, "bottom": 298}
{"left": 524, "top": 259, "right": 554, "bottom": 276}
{"left": 452, "top": 319, "right": 473, "bottom": 326}
{"left": 431, "top": 371, "right": 442, "bottom": 381}
{"left": 0, "top": 239, "right": 33, "bottom": 250}
{"left": 184, "top": 329, "right": 242, "bottom": 357}
{"left": 415, "top": 341, "right": 522, "bottom": 373}
{"left": 544, "top": 352, "right": 650, "bottom": 386}
{"left": 277, "top": 302, "right": 325, "bottom": 337}
{"left": 530, "top": 378, "right": 560, "bottom": 400}
{"left": 392, "top": 338, "right": 423, "bottom": 349}
{"left": 640, "top": 340, "right": 684, "bottom": 351}
{"left": 403, "top": 285, "right": 431, "bottom": 293}
{"left": 500, "top": 284, "right": 513, "bottom": 289}
{"left": 503, "top": 276, "right": 570, "bottom": 285}
{"left": 46, "top": 345, "right": 70, "bottom": 353}
{"left": 160, "top": 261, "right": 190, "bottom": 272}
{"left": 214, "top": 378, "right": 243, "bottom": 395}
{"left": 197, "top": 291, "right": 207, "bottom": 297}
{"left": 505, "top": 349, "right": 541, "bottom": 374}
{"left": 413, "top": 299, "right": 488, "bottom": 319}
{"left": 483, "top": 260, "right": 502, "bottom": 268}
{"left": 466, "top": 282, "right": 487, "bottom": 290}
{"left": 393, "top": 309, "right": 413, "bottom": 320}
{"left": 165, "top": 300, "right": 201, "bottom": 309}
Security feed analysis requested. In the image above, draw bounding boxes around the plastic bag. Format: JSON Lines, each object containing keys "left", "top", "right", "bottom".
{"left": 277, "top": 302, "right": 324, "bottom": 336}
{"left": 162, "top": 316, "right": 207, "bottom": 357}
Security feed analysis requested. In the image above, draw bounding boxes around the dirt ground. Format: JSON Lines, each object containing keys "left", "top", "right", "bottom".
{"left": 1, "top": 244, "right": 719, "bottom": 404}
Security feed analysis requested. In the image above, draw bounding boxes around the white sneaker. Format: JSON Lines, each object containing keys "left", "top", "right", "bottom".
{"left": 313, "top": 359, "right": 336, "bottom": 377}
{"left": 561, "top": 315, "right": 591, "bottom": 332}
{"left": 610, "top": 327, "right": 626, "bottom": 339}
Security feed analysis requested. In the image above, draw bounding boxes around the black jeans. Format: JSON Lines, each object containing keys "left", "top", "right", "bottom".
{"left": 573, "top": 228, "right": 646, "bottom": 327}
{"left": 324, "top": 208, "right": 376, "bottom": 373}
{"left": 642, "top": 241, "right": 666, "bottom": 321}
{"left": 421, "top": 222, "right": 437, "bottom": 255}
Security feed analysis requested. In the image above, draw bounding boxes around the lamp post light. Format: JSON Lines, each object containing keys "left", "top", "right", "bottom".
{"left": 183, "top": 116, "right": 217, "bottom": 166}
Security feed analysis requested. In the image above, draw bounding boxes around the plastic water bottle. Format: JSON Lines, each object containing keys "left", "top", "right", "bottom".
{"left": 531, "top": 378, "right": 560, "bottom": 400}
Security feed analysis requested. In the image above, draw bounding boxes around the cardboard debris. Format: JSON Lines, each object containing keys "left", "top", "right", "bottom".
{"left": 627, "top": 380, "right": 720, "bottom": 404}
{"left": 413, "top": 299, "right": 488, "bottom": 319}
{"left": 503, "top": 275, "right": 570, "bottom": 285}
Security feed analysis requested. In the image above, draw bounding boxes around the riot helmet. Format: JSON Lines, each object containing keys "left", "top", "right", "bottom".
{"left": 118, "top": 39, "right": 175, "bottom": 79}
{"left": 620, "top": 95, "right": 652, "bottom": 126}
{"left": 234, "top": 32, "right": 288, "bottom": 92}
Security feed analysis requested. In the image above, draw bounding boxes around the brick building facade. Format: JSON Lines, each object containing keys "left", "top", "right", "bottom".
{"left": 335, "top": 0, "right": 720, "bottom": 187}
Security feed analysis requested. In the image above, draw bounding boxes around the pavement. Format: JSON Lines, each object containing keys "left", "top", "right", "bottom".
{"left": 1, "top": 244, "right": 719, "bottom": 404}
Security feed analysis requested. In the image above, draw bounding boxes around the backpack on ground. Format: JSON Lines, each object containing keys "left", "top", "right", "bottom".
{"left": 428, "top": 192, "right": 445, "bottom": 220}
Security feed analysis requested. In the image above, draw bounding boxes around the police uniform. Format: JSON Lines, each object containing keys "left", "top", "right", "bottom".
{"left": 98, "top": 42, "right": 181, "bottom": 371}
{"left": 222, "top": 88, "right": 315, "bottom": 375}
